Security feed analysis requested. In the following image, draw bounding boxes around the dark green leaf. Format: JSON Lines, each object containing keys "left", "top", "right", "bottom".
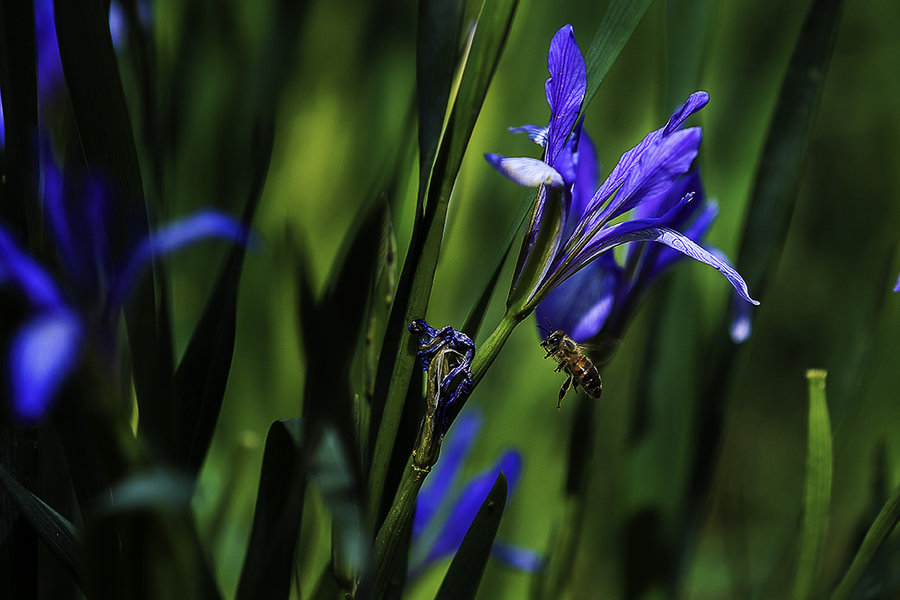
{"left": 416, "top": 0, "right": 465, "bottom": 215}
{"left": 434, "top": 472, "right": 508, "bottom": 600}
{"left": 581, "top": 0, "right": 653, "bottom": 115}
{"left": 0, "top": 464, "right": 82, "bottom": 589}
{"left": 665, "top": 0, "right": 716, "bottom": 107}
{"left": 367, "top": 0, "right": 519, "bottom": 527}
{"left": 236, "top": 419, "right": 307, "bottom": 600}
{"left": 791, "top": 369, "right": 832, "bottom": 600}
{"left": 53, "top": 0, "right": 175, "bottom": 451}
{"left": 173, "top": 118, "right": 274, "bottom": 478}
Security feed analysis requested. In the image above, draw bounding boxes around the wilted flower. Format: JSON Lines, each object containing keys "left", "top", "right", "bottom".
{"left": 0, "top": 160, "right": 248, "bottom": 420}
{"left": 410, "top": 411, "right": 542, "bottom": 579}
{"left": 486, "top": 25, "right": 758, "bottom": 321}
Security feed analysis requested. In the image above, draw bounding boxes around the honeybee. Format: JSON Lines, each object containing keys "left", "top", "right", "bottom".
{"left": 540, "top": 329, "right": 603, "bottom": 408}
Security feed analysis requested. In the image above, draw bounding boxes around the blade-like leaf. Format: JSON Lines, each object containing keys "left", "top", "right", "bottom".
{"left": 368, "top": 0, "right": 519, "bottom": 527}
{"left": 581, "top": 0, "right": 653, "bottom": 115}
{"left": 236, "top": 419, "right": 307, "bottom": 600}
{"left": 829, "top": 484, "right": 900, "bottom": 600}
{"left": 791, "top": 369, "right": 832, "bottom": 600}
{"left": 417, "top": 0, "right": 465, "bottom": 215}
{"left": 0, "top": 464, "right": 82, "bottom": 589}
{"left": 434, "top": 471, "right": 508, "bottom": 600}
{"left": 173, "top": 118, "right": 274, "bottom": 477}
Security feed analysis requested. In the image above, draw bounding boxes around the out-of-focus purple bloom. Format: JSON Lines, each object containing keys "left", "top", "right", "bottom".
{"left": 410, "top": 411, "right": 542, "bottom": 578}
{"left": 0, "top": 160, "right": 249, "bottom": 421}
{"left": 486, "top": 25, "right": 758, "bottom": 321}
{"left": 894, "top": 272, "right": 900, "bottom": 293}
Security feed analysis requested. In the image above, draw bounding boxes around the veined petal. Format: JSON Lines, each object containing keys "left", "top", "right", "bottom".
{"left": 556, "top": 220, "right": 759, "bottom": 306}
{"left": 10, "top": 310, "right": 83, "bottom": 420}
{"left": 0, "top": 225, "right": 65, "bottom": 311}
{"left": 414, "top": 411, "right": 481, "bottom": 537}
{"left": 544, "top": 25, "right": 586, "bottom": 166}
{"left": 110, "top": 210, "right": 251, "bottom": 310}
{"left": 492, "top": 542, "right": 544, "bottom": 572}
{"left": 424, "top": 450, "right": 522, "bottom": 566}
{"left": 509, "top": 124, "right": 548, "bottom": 147}
{"left": 485, "top": 154, "right": 564, "bottom": 188}
{"left": 536, "top": 254, "right": 620, "bottom": 343}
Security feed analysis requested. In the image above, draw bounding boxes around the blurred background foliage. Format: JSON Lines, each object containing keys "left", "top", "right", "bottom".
{"left": 40, "top": 0, "right": 900, "bottom": 597}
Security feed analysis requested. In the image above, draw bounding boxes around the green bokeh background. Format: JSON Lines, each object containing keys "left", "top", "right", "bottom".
{"left": 138, "top": 0, "right": 900, "bottom": 597}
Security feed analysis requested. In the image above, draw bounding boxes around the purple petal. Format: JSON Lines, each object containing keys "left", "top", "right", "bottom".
{"left": 110, "top": 211, "right": 251, "bottom": 310}
{"left": 108, "top": 1, "right": 127, "bottom": 49}
{"left": 492, "top": 542, "right": 544, "bottom": 572}
{"left": 570, "top": 128, "right": 598, "bottom": 224}
{"left": 536, "top": 254, "right": 620, "bottom": 343}
{"left": 485, "top": 154, "right": 564, "bottom": 188}
{"left": 0, "top": 226, "right": 65, "bottom": 310}
{"left": 544, "top": 25, "right": 586, "bottom": 167}
{"left": 0, "top": 90, "right": 5, "bottom": 149}
{"left": 729, "top": 290, "right": 753, "bottom": 343}
{"left": 10, "top": 311, "right": 83, "bottom": 420}
{"left": 414, "top": 411, "right": 482, "bottom": 537}
{"left": 663, "top": 91, "right": 709, "bottom": 136}
{"left": 559, "top": 220, "right": 759, "bottom": 306}
{"left": 425, "top": 450, "right": 522, "bottom": 565}
{"left": 509, "top": 124, "right": 548, "bottom": 147}
{"left": 894, "top": 272, "right": 900, "bottom": 293}
{"left": 649, "top": 199, "right": 719, "bottom": 278}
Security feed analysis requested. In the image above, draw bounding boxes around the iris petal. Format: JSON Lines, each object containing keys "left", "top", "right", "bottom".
{"left": 0, "top": 226, "right": 65, "bottom": 311}
{"left": 544, "top": 25, "right": 586, "bottom": 167}
{"left": 509, "top": 124, "right": 548, "bottom": 147}
{"left": 492, "top": 542, "right": 544, "bottom": 572}
{"left": 485, "top": 154, "right": 564, "bottom": 188}
{"left": 10, "top": 310, "right": 83, "bottom": 420}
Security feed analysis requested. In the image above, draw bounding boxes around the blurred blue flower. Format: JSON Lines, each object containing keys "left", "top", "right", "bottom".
{"left": 894, "top": 272, "right": 900, "bottom": 292}
{"left": 0, "top": 159, "right": 248, "bottom": 420}
{"left": 410, "top": 411, "right": 542, "bottom": 579}
{"left": 486, "top": 25, "right": 758, "bottom": 318}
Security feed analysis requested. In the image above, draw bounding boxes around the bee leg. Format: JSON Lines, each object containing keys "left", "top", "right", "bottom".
{"left": 554, "top": 364, "right": 564, "bottom": 373}
{"left": 557, "top": 375, "right": 572, "bottom": 409}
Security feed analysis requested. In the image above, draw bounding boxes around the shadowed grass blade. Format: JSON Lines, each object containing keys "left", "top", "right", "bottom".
{"left": 236, "top": 419, "right": 307, "bottom": 600}
{"left": 581, "top": 0, "right": 653, "bottom": 115}
{"left": 0, "top": 464, "right": 82, "bottom": 589}
{"left": 368, "top": 0, "right": 519, "bottom": 527}
{"left": 173, "top": 118, "right": 274, "bottom": 478}
{"left": 434, "top": 472, "right": 508, "bottom": 600}
{"left": 791, "top": 369, "right": 832, "bottom": 600}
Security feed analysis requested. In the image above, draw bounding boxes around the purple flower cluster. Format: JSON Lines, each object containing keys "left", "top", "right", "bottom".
{"left": 486, "top": 25, "right": 758, "bottom": 342}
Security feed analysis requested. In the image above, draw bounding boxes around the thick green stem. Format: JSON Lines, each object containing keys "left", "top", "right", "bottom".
{"left": 372, "top": 457, "right": 428, "bottom": 599}
{"left": 470, "top": 311, "right": 524, "bottom": 387}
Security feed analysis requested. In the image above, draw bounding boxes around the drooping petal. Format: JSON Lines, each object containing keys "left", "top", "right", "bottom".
{"left": 509, "top": 124, "right": 548, "bottom": 147}
{"left": 648, "top": 199, "right": 719, "bottom": 278}
{"left": 414, "top": 411, "right": 481, "bottom": 537}
{"left": 544, "top": 25, "right": 586, "bottom": 167}
{"left": 555, "top": 219, "right": 759, "bottom": 306}
{"left": 485, "top": 154, "right": 565, "bottom": 188}
{"left": 663, "top": 91, "right": 709, "bottom": 136}
{"left": 109, "top": 210, "right": 251, "bottom": 310}
{"left": 536, "top": 253, "right": 620, "bottom": 343}
{"left": 0, "top": 225, "right": 65, "bottom": 311}
{"left": 423, "top": 450, "right": 522, "bottom": 566}
{"left": 10, "top": 310, "right": 83, "bottom": 420}
{"left": 492, "top": 543, "right": 544, "bottom": 572}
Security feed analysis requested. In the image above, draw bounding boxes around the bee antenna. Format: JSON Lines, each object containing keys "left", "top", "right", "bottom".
{"left": 537, "top": 317, "right": 553, "bottom": 336}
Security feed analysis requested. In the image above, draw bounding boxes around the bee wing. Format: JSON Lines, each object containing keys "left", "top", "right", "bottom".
{"left": 578, "top": 337, "right": 621, "bottom": 366}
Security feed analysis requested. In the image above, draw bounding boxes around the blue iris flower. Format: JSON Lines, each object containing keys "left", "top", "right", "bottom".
{"left": 486, "top": 25, "right": 758, "bottom": 320}
{"left": 0, "top": 159, "right": 249, "bottom": 420}
{"left": 410, "top": 411, "right": 542, "bottom": 579}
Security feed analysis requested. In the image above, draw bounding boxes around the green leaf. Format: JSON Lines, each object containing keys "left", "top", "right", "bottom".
{"left": 0, "top": 464, "right": 82, "bottom": 589}
{"left": 172, "top": 118, "right": 274, "bottom": 478}
{"left": 665, "top": 0, "right": 716, "bottom": 107}
{"left": 581, "top": 0, "right": 653, "bottom": 115}
{"left": 416, "top": 0, "right": 465, "bottom": 215}
{"left": 53, "top": 0, "right": 175, "bottom": 452}
{"left": 368, "top": 0, "right": 519, "bottom": 527}
{"left": 507, "top": 186, "right": 563, "bottom": 312}
{"left": 829, "top": 485, "right": 900, "bottom": 600}
{"left": 791, "top": 369, "right": 832, "bottom": 600}
{"left": 236, "top": 419, "right": 307, "bottom": 600}
{"left": 434, "top": 472, "right": 509, "bottom": 600}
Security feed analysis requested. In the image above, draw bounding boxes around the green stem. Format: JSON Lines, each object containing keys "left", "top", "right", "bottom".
{"left": 470, "top": 311, "right": 525, "bottom": 387}
{"left": 372, "top": 456, "right": 428, "bottom": 599}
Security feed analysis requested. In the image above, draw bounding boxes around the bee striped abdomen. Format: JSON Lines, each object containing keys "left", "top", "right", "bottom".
{"left": 571, "top": 358, "right": 602, "bottom": 397}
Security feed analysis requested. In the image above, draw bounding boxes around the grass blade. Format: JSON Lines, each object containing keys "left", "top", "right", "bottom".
{"left": 581, "top": 0, "right": 653, "bottom": 114}
{"left": 236, "top": 419, "right": 307, "bottom": 600}
{"left": 434, "top": 471, "right": 508, "bottom": 600}
{"left": 791, "top": 369, "right": 832, "bottom": 600}
{"left": 0, "top": 464, "right": 82, "bottom": 589}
